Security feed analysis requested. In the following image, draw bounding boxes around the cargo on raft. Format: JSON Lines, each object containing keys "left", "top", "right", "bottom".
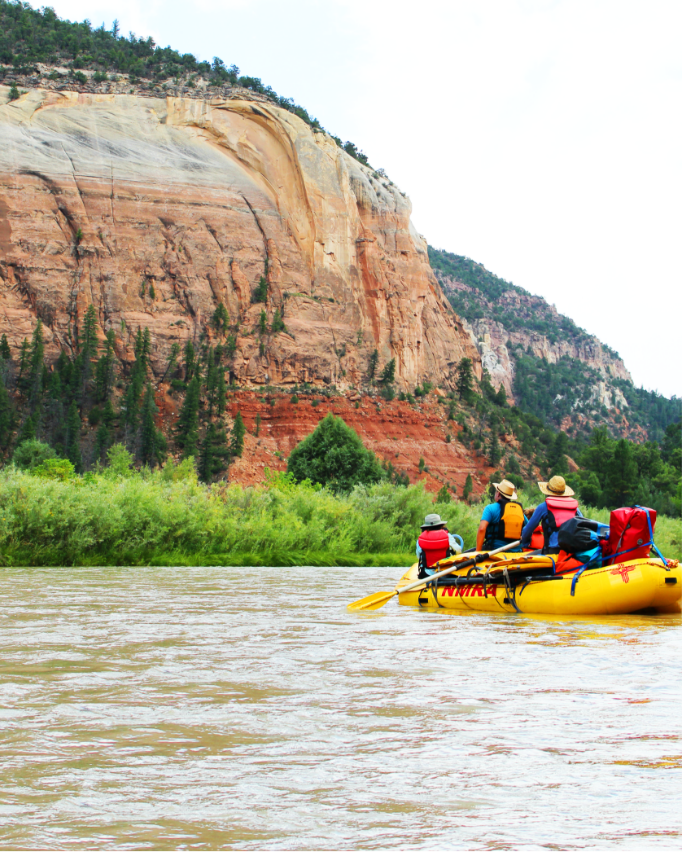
{"left": 394, "top": 553, "right": 681, "bottom": 616}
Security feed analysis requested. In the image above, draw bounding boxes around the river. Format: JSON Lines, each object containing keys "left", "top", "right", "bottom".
{"left": 0, "top": 566, "right": 679, "bottom": 850}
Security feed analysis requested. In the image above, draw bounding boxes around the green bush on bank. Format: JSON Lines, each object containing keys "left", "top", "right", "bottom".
{"left": 0, "top": 465, "right": 678, "bottom": 568}
{"left": 0, "top": 466, "right": 448, "bottom": 567}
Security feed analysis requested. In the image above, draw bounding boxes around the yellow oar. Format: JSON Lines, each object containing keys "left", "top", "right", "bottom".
{"left": 347, "top": 540, "right": 522, "bottom": 611}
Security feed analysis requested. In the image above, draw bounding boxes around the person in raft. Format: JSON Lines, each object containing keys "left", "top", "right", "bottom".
{"left": 416, "top": 514, "right": 462, "bottom": 575}
{"left": 475, "top": 479, "right": 526, "bottom": 553}
{"left": 520, "top": 475, "right": 582, "bottom": 555}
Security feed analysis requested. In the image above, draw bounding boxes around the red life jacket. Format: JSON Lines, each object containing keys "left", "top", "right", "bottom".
{"left": 603, "top": 506, "right": 656, "bottom": 565}
{"left": 418, "top": 528, "right": 450, "bottom": 568}
{"left": 546, "top": 496, "right": 579, "bottom": 528}
{"left": 542, "top": 496, "right": 579, "bottom": 551}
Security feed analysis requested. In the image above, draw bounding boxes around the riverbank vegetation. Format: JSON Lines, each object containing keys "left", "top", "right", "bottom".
{"left": 0, "top": 453, "right": 678, "bottom": 568}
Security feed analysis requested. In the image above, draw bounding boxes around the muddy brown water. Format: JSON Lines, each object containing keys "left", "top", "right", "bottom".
{"left": 0, "top": 566, "right": 680, "bottom": 850}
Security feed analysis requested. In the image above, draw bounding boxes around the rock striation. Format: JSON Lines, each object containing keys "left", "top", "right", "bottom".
{"left": 0, "top": 85, "right": 478, "bottom": 389}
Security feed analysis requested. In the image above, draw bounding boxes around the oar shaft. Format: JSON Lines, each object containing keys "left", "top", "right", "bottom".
{"left": 396, "top": 540, "right": 522, "bottom": 598}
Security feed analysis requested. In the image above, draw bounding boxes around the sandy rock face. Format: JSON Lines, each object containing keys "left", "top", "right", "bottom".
{"left": 0, "top": 87, "right": 477, "bottom": 388}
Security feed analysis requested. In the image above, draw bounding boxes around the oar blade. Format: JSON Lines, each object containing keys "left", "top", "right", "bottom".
{"left": 347, "top": 590, "right": 395, "bottom": 611}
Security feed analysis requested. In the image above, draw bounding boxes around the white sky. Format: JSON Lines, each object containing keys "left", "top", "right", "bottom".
{"left": 45, "top": 0, "right": 682, "bottom": 398}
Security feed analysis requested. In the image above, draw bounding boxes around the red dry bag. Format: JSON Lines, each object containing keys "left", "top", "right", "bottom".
{"left": 603, "top": 506, "right": 657, "bottom": 565}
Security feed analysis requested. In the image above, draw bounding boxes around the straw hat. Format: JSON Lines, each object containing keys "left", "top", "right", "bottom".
{"left": 493, "top": 479, "right": 518, "bottom": 500}
{"left": 421, "top": 513, "right": 446, "bottom": 530}
{"left": 537, "top": 475, "right": 575, "bottom": 497}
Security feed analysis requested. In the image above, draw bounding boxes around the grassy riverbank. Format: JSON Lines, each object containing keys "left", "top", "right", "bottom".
{"left": 0, "top": 466, "right": 678, "bottom": 567}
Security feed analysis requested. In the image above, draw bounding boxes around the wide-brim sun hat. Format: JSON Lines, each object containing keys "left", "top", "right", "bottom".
{"left": 421, "top": 513, "right": 446, "bottom": 530}
{"left": 493, "top": 479, "right": 518, "bottom": 501}
{"left": 538, "top": 475, "right": 575, "bottom": 497}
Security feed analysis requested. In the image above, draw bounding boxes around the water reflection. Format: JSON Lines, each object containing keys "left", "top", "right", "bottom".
{"left": 0, "top": 566, "right": 679, "bottom": 849}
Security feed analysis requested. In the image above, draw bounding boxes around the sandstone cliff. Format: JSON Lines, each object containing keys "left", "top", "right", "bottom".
{"left": 0, "top": 85, "right": 478, "bottom": 390}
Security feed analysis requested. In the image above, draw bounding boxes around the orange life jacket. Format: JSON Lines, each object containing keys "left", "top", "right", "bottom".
{"left": 417, "top": 528, "right": 450, "bottom": 568}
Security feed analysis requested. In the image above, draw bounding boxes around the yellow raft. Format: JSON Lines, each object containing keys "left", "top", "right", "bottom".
{"left": 395, "top": 553, "right": 681, "bottom": 615}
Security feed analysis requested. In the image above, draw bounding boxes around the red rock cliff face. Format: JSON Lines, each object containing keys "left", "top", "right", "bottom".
{"left": 0, "top": 86, "right": 478, "bottom": 389}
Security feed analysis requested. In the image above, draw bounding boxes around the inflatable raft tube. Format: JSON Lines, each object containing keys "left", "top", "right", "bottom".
{"left": 395, "top": 554, "right": 681, "bottom": 616}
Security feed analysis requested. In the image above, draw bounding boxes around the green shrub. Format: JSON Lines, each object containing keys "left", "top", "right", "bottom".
{"left": 12, "top": 439, "right": 57, "bottom": 470}
{"left": 288, "top": 413, "right": 384, "bottom": 492}
{"left": 31, "top": 458, "right": 75, "bottom": 481}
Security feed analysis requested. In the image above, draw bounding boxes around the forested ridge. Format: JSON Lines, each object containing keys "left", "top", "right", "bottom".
{"left": 0, "top": 0, "right": 372, "bottom": 165}
{"left": 427, "top": 248, "right": 680, "bottom": 517}
{"left": 428, "top": 247, "right": 602, "bottom": 350}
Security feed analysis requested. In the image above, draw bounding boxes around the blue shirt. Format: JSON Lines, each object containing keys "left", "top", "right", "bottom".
{"left": 521, "top": 501, "right": 583, "bottom": 549}
{"left": 481, "top": 502, "right": 526, "bottom": 551}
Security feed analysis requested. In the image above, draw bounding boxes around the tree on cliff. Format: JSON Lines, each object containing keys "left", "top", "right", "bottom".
{"left": 198, "top": 423, "right": 230, "bottom": 482}
{"left": 65, "top": 401, "right": 83, "bottom": 472}
{"left": 456, "top": 358, "right": 474, "bottom": 402}
{"left": 176, "top": 376, "right": 200, "bottom": 457}
{"left": 79, "top": 305, "right": 98, "bottom": 395}
{"left": 379, "top": 358, "right": 396, "bottom": 385}
{"left": 287, "top": 413, "right": 384, "bottom": 492}
{"left": 0, "top": 380, "right": 14, "bottom": 450}
{"left": 95, "top": 331, "right": 117, "bottom": 403}
{"left": 140, "top": 384, "right": 166, "bottom": 467}
{"left": 367, "top": 350, "right": 379, "bottom": 382}
{"left": 27, "top": 320, "right": 44, "bottom": 406}
{"left": 230, "top": 411, "right": 246, "bottom": 458}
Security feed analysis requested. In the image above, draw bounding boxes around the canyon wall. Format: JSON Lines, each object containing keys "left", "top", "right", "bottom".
{"left": 0, "top": 85, "right": 478, "bottom": 390}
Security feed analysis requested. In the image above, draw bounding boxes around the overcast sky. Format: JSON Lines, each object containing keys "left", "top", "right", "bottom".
{"left": 46, "top": 0, "right": 681, "bottom": 398}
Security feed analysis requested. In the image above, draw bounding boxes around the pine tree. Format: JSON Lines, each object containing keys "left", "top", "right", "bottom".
{"left": 456, "top": 358, "right": 474, "bottom": 402}
{"left": 79, "top": 304, "right": 98, "bottom": 393}
{"left": 176, "top": 376, "right": 200, "bottom": 457}
{"left": 212, "top": 302, "right": 229, "bottom": 334}
{"left": 27, "top": 319, "right": 44, "bottom": 405}
{"left": 253, "top": 276, "right": 268, "bottom": 303}
{"left": 123, "top": 372, "right": 143, "bottom": 431}
{"left": 205, "top": 348, "right": 218, "bottom": 417}
{"left": 18, "top": 338, "right": 30, "bottom": 390}
{"left": 379, "top": 358, "right": 396, "bottom": 385}
{"left": 606, "top": 439, "right": 638, "bottom": 505}
{"left": 95, "top": 330, "right": 116, "bottom": 402}
{"left": 488, "top": 427, "right": 501, "bottom": 467}
{"left": 463, "top": 473, "right": 473, "bottom": 501}
{"left": 0, "top": 379, "right": 13, "bottom": 449}
{"left": 216, "top": 368, "right": 226, "bottom": 415}
{"left": 94, "top": 422, "right": 110, "bottom": 462}
{"left": 255, "top": 412, "right": 261, "bottom": 437}
{"left": 230, "top": 411, "right": 245, "bottom": 458}
{"left": 0, "top": 335, "right": 10, "bottom": 360}
{"left": 367, "top": 349, "right": 379, "bottom": 381}
{"left": 198, "top": 423, "right": 230, "bottom": 482}
{"left": 271, "top": 308, "right": 286, "bottom": 333}
{"left": 65, "top": 401, "right": 83, "bottom": 472}
{"left": 160, "top": 342, "right": 180, "bottom": 384}
{"left": 102, "top": 398, "right": 116, "bottom": 427}
{"left": 140, "top": 383, "right": 161, "bottom": 466}
{"left": 259, "top": 309, "right": 267, "bottom": 335}
{"left": 548, "top": 430, "right": 569, "bottom": 475}
{"left": 17, "top": 415, "right": 36, "bottom": 444}
{"left": 225, "top": 334, "right": 237, "bottom": 360}
{"left": 184, "top": 339, "right": 195, "bottom": 382}
{"left": 124, "top": 328, "right": 150, "bottom": 431}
